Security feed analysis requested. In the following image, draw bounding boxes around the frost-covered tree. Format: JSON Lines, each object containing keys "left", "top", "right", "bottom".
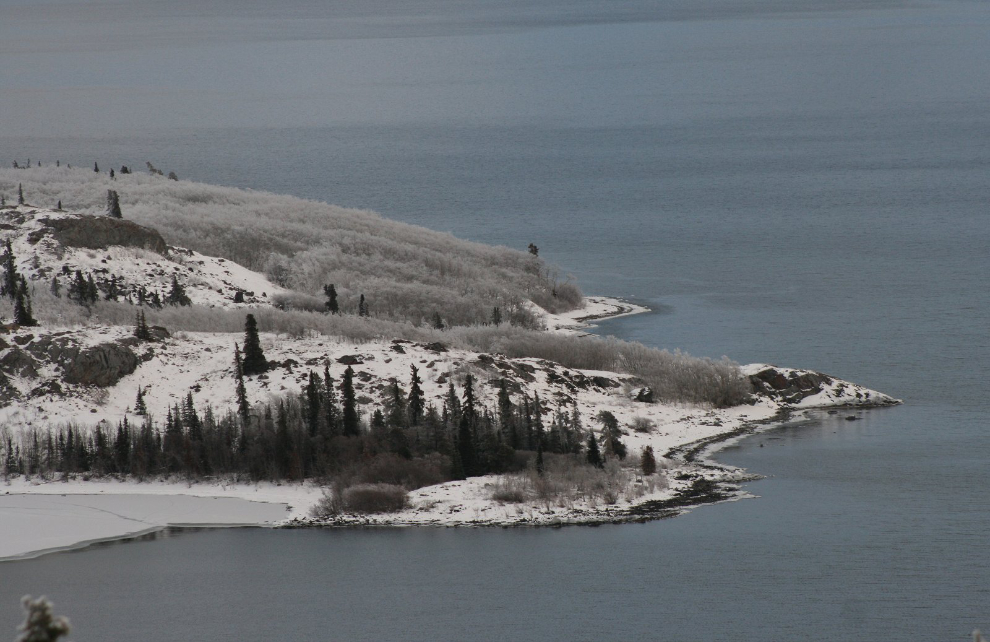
{"left": 168, "top": 171, "right": 178, "bottom": 181}
{"left": 241, "top": 314, "right": 268, "bottom": 375}
{"left": 106, "top": 189, "right": 122, "bottom": 219}
{"left": 15, "top": 595, "right": 71, "bottom": 642}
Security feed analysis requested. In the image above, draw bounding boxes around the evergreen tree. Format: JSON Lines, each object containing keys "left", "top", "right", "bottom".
{"left": 322, "top": 365, "right": 339, "bottom": 435}
{"left": 2, "top": 239, "right": 18, "bottom": 298}
{"left": 241, "top": 314, "right": 268, "bottom": 375}
{"left": 84, "top": 274, "right": 98, "bottom": 303}
{"left": 304, "top": 370, "right": 322, "bottom": 436}
{"left": 407, "top": 365, "right": 424, "bottom": 426}
{"left": 597, "top": 410, "right": 627, "bottom": 460}
{"left": 358, "top": 293, "right": 369, "bottom": 317}
{"left": 323, "top": 283, "right": 339, "bottom": 314}
{"left": 56, "top": 199, "right": 61, "bottom": 210}
{"left": 94, "top": 161, "right": 99, "bottom": 172}
{"left": 641, "top": 445, "right": 657, "bottom": 476}
{"left": 15, "top": 595, "right": 71, "bottom": 642}
{"left": 106, "top": 189, "right": 122, "bottom": 218}
{"left": 586, "top": 433, "right": 603, "bottom": 468}
{"left": 133, "top": 309, "right": 151, "bottom": 341}
{"left": 491, "top": 306, "right": 502, "bottom": 326}
{"left": 50, "top": 275, "right": 60, "bottom": 298}
{"left": 527, "top": 243, "right": 539, "bottom": 256}
{"left": 535, "top": 440, "right": 545, "bottom": 477}
{"left": 234, "top": 344, "right": 250, "bottom": 424}
{"left": 68, "top": 270, "right": 87, "bottom": 304}
{"left": 134, "top": 386, "right": 148, "bottom": 416}
{"left": 17, "top": 183, "right": 24, "bottom": 205}
{"left": 14, "top": 277, "right": 37, "bottom": 327}
{"left": 385, "top": 377, "right": 407, "bottom": 429}
{"left": 104, "top": 275, "right": 121, "bottom": 301}
{"left": 497, "top": 379, "right": 518, "bottom": 449}
{"left": 432, "top": 312, "right": 444, "bottom": 330}
{"left": 166, "top": 275, "right": 191, "bottom": 306}
{"left": 341, "top": 365, "right": 360, "bottom": 437}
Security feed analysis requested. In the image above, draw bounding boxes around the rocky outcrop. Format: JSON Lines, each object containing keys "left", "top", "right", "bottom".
{"left": 63, "top": 342, "right": 139, "bottom": 387}
{"left": 747, "top": 365, "right": 898, "bottom": 407}
{"left": 0, "top": 347, "right": 39, "bottom": 379}
{"left": 33, "top": 215, "right": 168, "bottom": 254}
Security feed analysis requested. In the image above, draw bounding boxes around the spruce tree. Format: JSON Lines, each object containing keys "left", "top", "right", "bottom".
{"left": 641, "top": 445, "right": 657, "bottom": 476}
{"left": 586, "top": 432, "right": 603, "bottom": 468}
{"left": 68, "top": 270, "right": 87, "bottom": 304}
{"left": 323, "top": 283, "right": 339, "bottom": 314}
{"left": 14, "top": 277, "right": 37, "bottom": 327}
{"left": 2, "top": 239, "right": 18, "bottom": 298}
{"left": 134, "top": 386, "right": 148, "bottom": 416}
{"left": 57, "top": 200, "right": 61, "bottom": 210}
{"left": 234, "top": 343, "right": 250, "bottom": 424}
{"left": 17, "top": 183, "right": 24, "bottom": 205}
{"left": 166, "top": 275, "right": 191, "bottom": 306}
{"left": 491, "top": 306, "right": 502, "bottom": 326}
{"left": 85, "top": 274, "right": 99, "bottom": 303}
{"left": 432, "top": 312, "right": 444, "bottom": 330}
{"left": 94, "top": 161, "right": 99, "bottom": 172}
{"left": 134, "top": 309, "right": 151, "bottom": 341}
{"left": 358, "top": 293, "right": 369, "bottom": 317}
{"left": 597, "top": 410, "right": 627, "bottom": 460}
{"left": 535, "top": 440, "right": 545, "bottom": 477}
{"left": 106, "top": 189, "right": 122, "bottom": 219}
{"left": 341, "top": 365, "right": 359, "bottom": 437}
{"left": 241, "top": 314, "right": 268, "bottom": 375}
{"left": 407, "top": 365, "right": 424, "bottom": 426}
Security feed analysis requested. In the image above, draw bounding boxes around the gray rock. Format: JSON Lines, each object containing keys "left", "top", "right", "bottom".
{"left": 63, "top": 342, "right": 139, "bottom": 387}
{"left": 33, "top": 215, "right": 168, "bottom": 254}
{"left": 0, "top": 347, "right": 39, "bottom": 378}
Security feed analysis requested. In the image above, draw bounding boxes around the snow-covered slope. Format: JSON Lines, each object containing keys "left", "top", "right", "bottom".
{"left": 1, "top": 204, "right": 283, "bottom": 308}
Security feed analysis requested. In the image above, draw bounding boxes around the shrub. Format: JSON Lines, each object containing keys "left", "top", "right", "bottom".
{"left": 490, "top": 476, "right": 528, "bottom": 503}
{"left": 342, "top": 483, "right": 409, "bottom": 513}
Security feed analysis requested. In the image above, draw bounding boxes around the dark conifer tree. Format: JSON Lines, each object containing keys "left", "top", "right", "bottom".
{"left": 341, "top": 366, "right": 360, "bottom": 437}
{"left": 104, "top": 275, "right": 121, "bottom": 301}
{"left": 166, "top": 275, "right": 191, "bottom": 306}
{"left": 385, "top": 377, "right": 407, "bottom": 429}
{"left": 322, "top": 365, "right": 339, "bottom": 435}
{"left": 641, "top": 445, "right": 657, "bottom": 476}
{"left": 407, "top": 365, "right": 424, "bottom": 426}
{"left": 14, "top": 277, "right": 37, "bottom": 327}
{"left": 241, "top": 314, "right": 268, "bottom": 375}
{"left": 17, "top": 183, "right": 24, "bottom": 205}
{"left": 597, "top": 410, "right": 627, "bottom": 460}
{"left": 586, "top": 432, "right": 603, "bottom": 468}
{"left": 50, "top": 275, "right": 60, "bottom": 298}
{"left": 234, "top": 344, "right": 250, "bottom": 425}
{"left": 67, "top": 270, "right": 87, "bottom": 304}
{"left": 85, "top": 274, "right": 98, "bottom": 303}
{"left": 2, "top": 239, "right": 18, "bottom": 298}
{"left": 432, "top": 312, "right": 444, "bottom": 330}
{"left": 57, "top": 200, "right": 62, "bottom": 210}
{"left": 304, "top": 371, "right": 321, "bottom": 436}
{"left": 535, "top": 440, "right": 545, "bottom": 477}
{"left": 491, "top": 306, "right": 502, "bottom": 326}
{"left": 134, "top": 309, "right": 151, "bottom": 341}
{"left": 94, "top": 161, "right": 99, "bottom": 172}
{"left": 497, "top": 379, "right": 517, "bottom": 448}
{"left": 527, "top": 243, "right": 539, "bottom": 256}
{"left": 323, "top": 284, "right": 339, "bottom": 314}
{"left": 134, "top": 385, "right": 148, "bottom": 416}
{"left": 358, "top": 293, "right": 369, "bottom": 317}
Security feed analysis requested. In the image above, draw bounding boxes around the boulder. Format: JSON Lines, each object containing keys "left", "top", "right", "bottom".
{"left": 63, "top": 342, "right": 139, "bottom": 387}
{"left": 337, "top": 355, "right": 364, "bottom": 365}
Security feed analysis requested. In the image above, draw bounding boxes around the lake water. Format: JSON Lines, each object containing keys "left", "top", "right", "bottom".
{"left": 2, "top": 0, "right": 989, "bottom": 639}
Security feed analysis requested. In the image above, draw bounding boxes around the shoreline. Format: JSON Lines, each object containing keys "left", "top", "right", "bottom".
{"left": 0, "top": 295, "right": 901, "bottom": 558}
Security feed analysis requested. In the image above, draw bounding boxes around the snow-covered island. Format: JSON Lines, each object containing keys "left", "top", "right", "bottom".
{"left": 0, "top": 169, "right": 900, "bottom": 561}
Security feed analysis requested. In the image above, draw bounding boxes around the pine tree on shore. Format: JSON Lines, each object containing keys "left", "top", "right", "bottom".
{"left": 241, "top": 314, "right": 268, "bottom": 375}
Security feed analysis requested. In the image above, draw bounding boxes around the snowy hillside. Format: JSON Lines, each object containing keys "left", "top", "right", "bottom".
{"left": 1, "top": 204, "right": 283, "bottom": 309}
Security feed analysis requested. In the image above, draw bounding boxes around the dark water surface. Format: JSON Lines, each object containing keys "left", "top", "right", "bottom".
{"left": 2, "top": 0, "right": 989, "bottom": 639}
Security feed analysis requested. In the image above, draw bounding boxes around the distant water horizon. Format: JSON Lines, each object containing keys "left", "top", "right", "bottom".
{"left": 2, "top": 0, "right": 989, "bottom": 639}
